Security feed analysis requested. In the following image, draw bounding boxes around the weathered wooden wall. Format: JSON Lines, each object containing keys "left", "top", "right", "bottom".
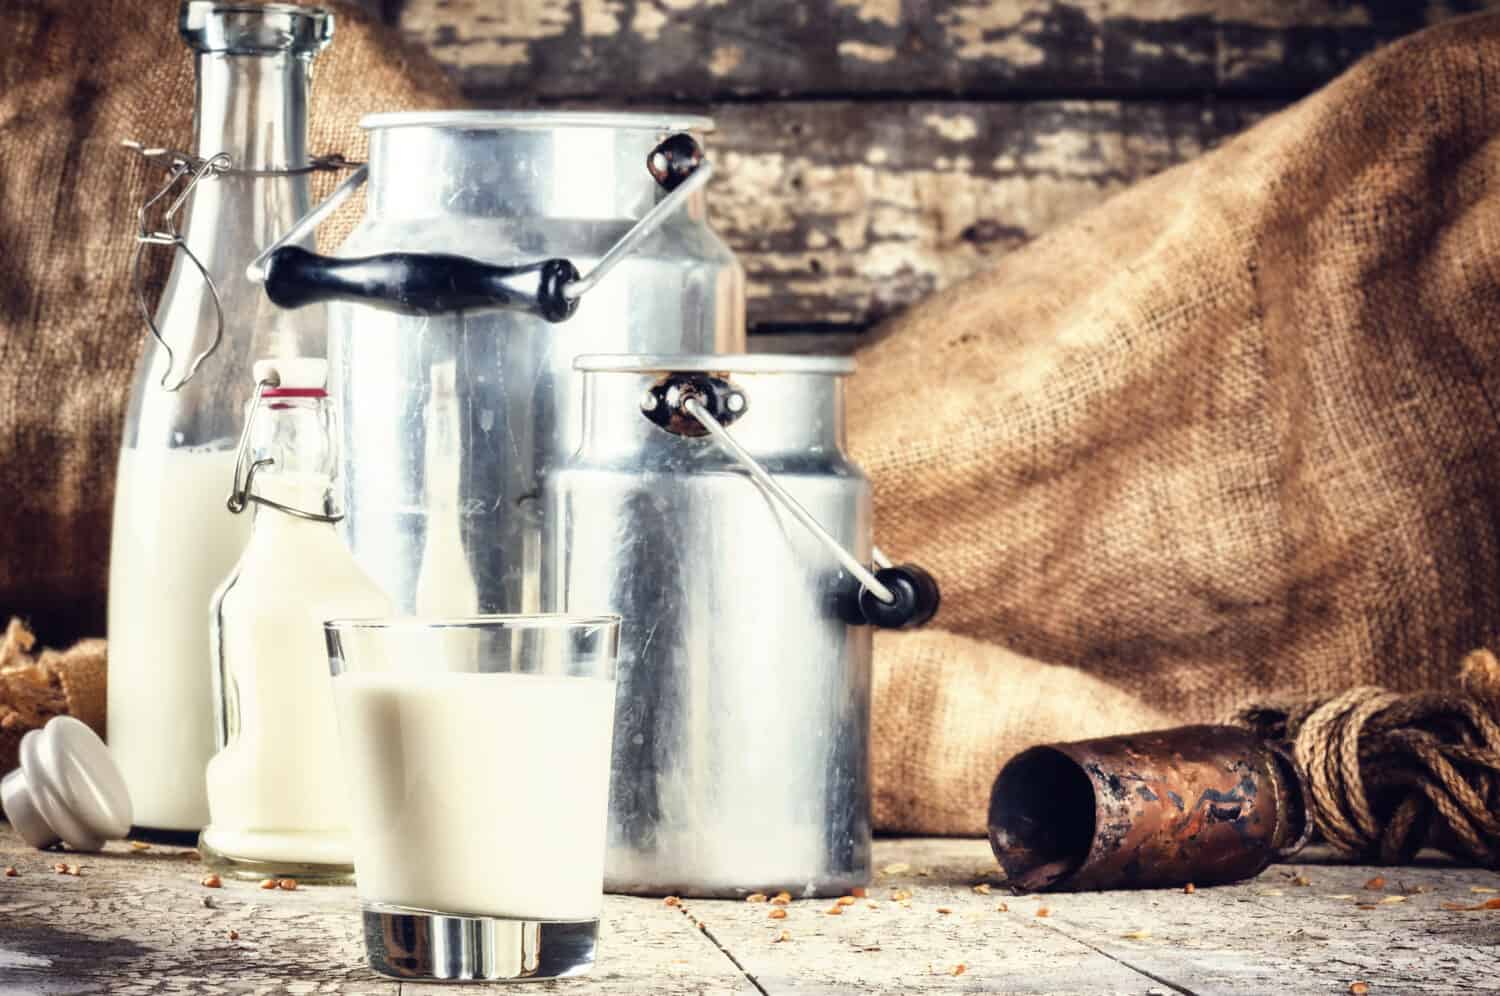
{"left": 368, "top": 1, "right": 1500, "bottom": 344}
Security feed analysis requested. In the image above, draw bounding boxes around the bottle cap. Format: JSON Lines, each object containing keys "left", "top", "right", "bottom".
{"left": 0, "top": 716, "right": 132, "bottom": 852}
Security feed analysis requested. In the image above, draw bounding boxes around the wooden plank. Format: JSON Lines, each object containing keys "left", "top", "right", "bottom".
{"left": 684, "top": 838, "right": 1500, "bottom": 996}
{"left": 671, "top": 837, "right": 1166, "bottom": 994}
{"left": 748, "top": 331, "right": 863, "bottom": 355}
{"left": 700, "top": 99, "right": 1270, "bottom": 329}
{"left": 397, "top": 0, "right": 1498, "bottom": 102}
{"left": 1027, "top": 854, "right": 1500, "bottom": 995}
{"left": 10, "top": 825, "right": 1493, "bottom": 994}
{"left": 0, "top": 830, "right": 750, "bottom": 995}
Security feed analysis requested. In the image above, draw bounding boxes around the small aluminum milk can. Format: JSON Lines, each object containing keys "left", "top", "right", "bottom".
{"left": 542, "top": 355, "right": 940, "bottom": 898}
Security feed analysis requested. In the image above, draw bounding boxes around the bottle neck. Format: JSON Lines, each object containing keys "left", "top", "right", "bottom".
{"left": 194, "top": 52, "right": 311, "bottom": 171}
{"left": 248, "top": 472, "right": 339, "bottom": 541}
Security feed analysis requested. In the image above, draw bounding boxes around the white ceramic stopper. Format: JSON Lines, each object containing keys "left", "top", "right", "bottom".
{"left": 0, "top": 716, "right": 132, "bottom": 851}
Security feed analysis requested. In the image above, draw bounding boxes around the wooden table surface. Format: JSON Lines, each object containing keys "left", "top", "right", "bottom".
{"left": 2, "top": 826, "right": 1498, "bottom": 995}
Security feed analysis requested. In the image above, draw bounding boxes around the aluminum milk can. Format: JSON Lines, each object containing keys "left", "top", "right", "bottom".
{"left": 256, "top": 113, "right": 744, "bottom": 617}
{"left": 542, "top": 355, "right": 940, "bottom": 897}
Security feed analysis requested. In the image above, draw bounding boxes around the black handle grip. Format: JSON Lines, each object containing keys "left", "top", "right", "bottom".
{"left": 262, "top": 246, "right": 581, "bottom": 322}
{"left": 857, "top": 564, "right": 941, "bottom": 629}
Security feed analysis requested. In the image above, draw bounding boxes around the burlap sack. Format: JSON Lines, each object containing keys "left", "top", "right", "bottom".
{"left": 0, "top": 618, "right": 105, "bottom": 777}
{"left": 0, "top": 0, "right": 458, "bottom": 645}
{"left": 854, "top": 14, "right": 1500, "bottom": 834}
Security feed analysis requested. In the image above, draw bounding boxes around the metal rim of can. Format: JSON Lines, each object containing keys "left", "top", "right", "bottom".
{"left": 574, "top": 353, "right": 856, "bottom": 376}
{"left": 359, "top": 111, "right": 717, "bottom": 134}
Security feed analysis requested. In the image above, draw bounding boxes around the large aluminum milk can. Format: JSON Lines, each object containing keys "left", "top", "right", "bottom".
{"left": 255, "top": 113, "right": 744, "bottom": 614}
{"left": 542, "top": 355, "right": 940, "bottom": 897}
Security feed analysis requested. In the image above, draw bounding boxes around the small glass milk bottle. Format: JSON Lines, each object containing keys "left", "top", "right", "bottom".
{"left": 200, "top": 358, "right": 390, "bottom": 882}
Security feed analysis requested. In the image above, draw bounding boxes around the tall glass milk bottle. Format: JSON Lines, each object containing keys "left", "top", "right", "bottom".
{"left": 108, "top": 2, "right": 332, "bottom": 837}
{"left": 202, "top": 359, "right": 390, "bottom": 881}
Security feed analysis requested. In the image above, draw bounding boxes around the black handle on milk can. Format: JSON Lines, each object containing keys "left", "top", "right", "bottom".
{"left": 262, "top": 246, "right": 581, "bottom": 321}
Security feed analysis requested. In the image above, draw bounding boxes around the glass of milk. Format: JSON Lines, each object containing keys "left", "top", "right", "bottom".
{"left": 324, "top": 614, "right": 621, "bottom": 982}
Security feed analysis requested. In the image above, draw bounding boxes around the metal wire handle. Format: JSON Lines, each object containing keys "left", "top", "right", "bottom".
{"left": 562, "top": 161, "right": 714, "bottom": 300}
{"left": 680, "top": 396, "right": 897, "bottom": 605}
{"left": 126, "top": 141, "right": 361, "bottom": 391}
{"left": 244, "top": 158, "right": 716, "bottom": 301}
{"left": 226, "top": 375, "right": 343, "bottom": 524}
{"left": 129, "top": 148, "right": 230, "bottom": 392}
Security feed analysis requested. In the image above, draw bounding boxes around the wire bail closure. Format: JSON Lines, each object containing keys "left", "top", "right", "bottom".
{"left": 125, "top": 141, "right": 362, "bottom": 392}
{"left": 226, "top": 374, "right": 343, "bottom": 524}
{"left": 637, "top": 373, "right": 898, "bottom": 606}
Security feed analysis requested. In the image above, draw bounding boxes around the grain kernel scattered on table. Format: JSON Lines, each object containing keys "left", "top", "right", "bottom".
{"left": 851, "top": 886, "right": 868, "bottom": 898}
{"left": 774, "top": 929, "right": 791, "bottom": 943}
{"left": 258, "top": 878, "right": 278, "bottom": 890}
{"left": 1441, "top": 898, "right": 1500, "bottom": 911}
{"left": 227, "top": 929, "right": 239, "bottom": 940}
{"left": 129, "top": 841, "right": 151, "bottom": 852}
{"left": 891, "top": 888, "right": 912, "bottom": 901}
{"left": 1036, "top": 907, "right": 1051, "bottom": 917}
{"left": 745, "top": 893, "right": 767, "bottom": 903}
{"left": 770, "top": 891, "right": 791, "bottom": 905}
{"left": 1349, "top": 983, "right": 1370, "bottom": 995}
{"left": 995, "top": 902, "right": 1009, "bottom": 912}
{"left": 825, "top": 905, "right": 843, "bottom": 915}
{"left": 52, "top": 862, "right": 67, "bottom": 874}
{"left": 2, "top": 866, "right": 15, "bottom": 877}
{"left": 277, "top": 878, "right": 298, "bottom": 891}
{"left": 972, "top": 883, "right": 991, "bottom": 894}
{"left": 835, "top": 895, "right": 856, "bottom": 907}
{"left": 200, "top": 874, "right": 222, "bottom": 888}
{"left": 1184, "top": 883, "right": 1196, "bottom": 894}
{"left": 1365, "top": 876, "right": 1386, "bottom": 891}
{"left": 936, "top": 907, "right": 953, "bottom": 914}
{"left": 768, "top": 908, "right": 787, "bottom": 920}
{"left": 663, "top": 895, "right": 682, "bottom": 907}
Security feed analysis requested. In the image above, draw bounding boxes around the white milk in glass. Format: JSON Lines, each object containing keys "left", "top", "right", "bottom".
{"left": 334, "top": 671, "right": 616, "bottom": 919}
{"left": 108, "top": 446, "right": 251, "bottom": 831}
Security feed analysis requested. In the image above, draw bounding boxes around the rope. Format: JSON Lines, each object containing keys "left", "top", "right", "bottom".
{"left": 1227, "top": 649, "right": 1500, "bottom": 867}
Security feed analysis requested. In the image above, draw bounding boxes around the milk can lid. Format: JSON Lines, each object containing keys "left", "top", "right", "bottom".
{"left": 574, "top": 354, "right": 856, "bottom": 376}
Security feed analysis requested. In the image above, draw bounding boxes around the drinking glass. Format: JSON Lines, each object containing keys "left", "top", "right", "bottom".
{"left": 324, "top": 614, "right": 621, "bottom": 982}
